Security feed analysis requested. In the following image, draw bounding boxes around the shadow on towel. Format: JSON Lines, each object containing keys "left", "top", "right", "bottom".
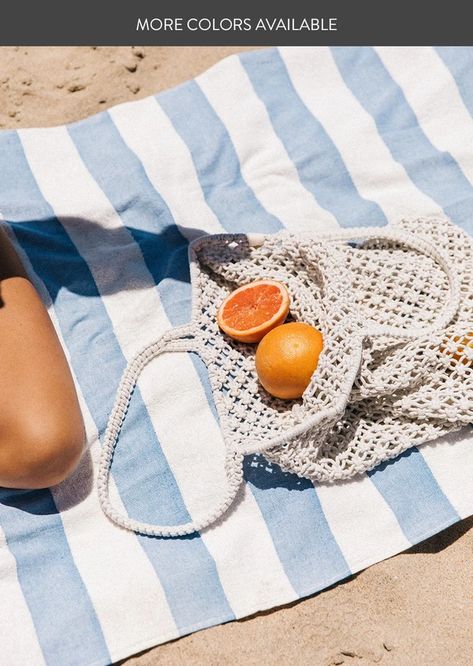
{"left": 8, "top": 217, "right": 210, "bottom": 301}
{"left": 244, "top": 455, "right": 311, "bottom": 491}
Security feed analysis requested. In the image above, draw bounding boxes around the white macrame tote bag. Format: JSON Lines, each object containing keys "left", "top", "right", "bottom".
{"left": 98, "top": 217, "right": 472, "bottom": 537}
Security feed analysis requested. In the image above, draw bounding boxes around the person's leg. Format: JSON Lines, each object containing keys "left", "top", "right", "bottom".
{"left": 0, "top": 226, "right": 85, "bottom": 489}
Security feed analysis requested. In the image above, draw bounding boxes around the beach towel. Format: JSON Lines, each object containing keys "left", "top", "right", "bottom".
{"left": 0, "top": 46, "right": 472, "bottom": 666}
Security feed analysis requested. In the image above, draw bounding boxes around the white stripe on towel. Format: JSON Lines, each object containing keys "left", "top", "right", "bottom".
{"left": 196, "top": 55, "right": 339, "bottom": 233}
{"left": 376, "top": 47, "right": 473, "bottom": 189}
{"left": 19, "top": 126, "right": 298, "bottom": 617}
{"left": 420, "top": 429, "right": 473, "bottom": 519}
{"left": 280, "top": 46, "right": 443, "bottom": 223}
{"left": 314, "top": 476, "right": 411, "bottom": 570}
{"left": 0, "top": 528, "right": 46, "bottom": 666}
{"left": 109, "top": 97, "right": 223, "bottom": 239}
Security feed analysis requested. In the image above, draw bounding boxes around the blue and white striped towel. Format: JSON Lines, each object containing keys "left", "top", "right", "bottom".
{"left": 1, "top": 47, "right": 473, "bottom": 666}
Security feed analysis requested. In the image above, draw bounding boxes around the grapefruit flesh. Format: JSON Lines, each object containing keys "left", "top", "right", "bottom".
{"left": 217, "top": 280, "right": 290, "bottom": 343}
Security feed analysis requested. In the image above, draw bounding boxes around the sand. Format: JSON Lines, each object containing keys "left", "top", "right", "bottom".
{"left": 1, "top": 46, "right": 472, "bottom": 665}
{"left": 0, "top": 47, "right": 258, "bottom": 128}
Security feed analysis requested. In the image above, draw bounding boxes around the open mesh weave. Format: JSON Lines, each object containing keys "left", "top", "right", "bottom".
{"left": 189, "top": 217, "right": 471, "bottom": 481}
{"left": 99, "top": 217, "right": 472, "bottom": 536}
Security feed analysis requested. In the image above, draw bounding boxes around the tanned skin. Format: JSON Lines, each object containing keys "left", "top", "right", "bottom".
{"left": 0, "top": 227, "right": 85, "bottom": 489}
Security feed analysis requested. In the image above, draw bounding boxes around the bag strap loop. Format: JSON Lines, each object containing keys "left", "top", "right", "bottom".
{"left": 97, "top": 324, "right": 244, "bottom": 538}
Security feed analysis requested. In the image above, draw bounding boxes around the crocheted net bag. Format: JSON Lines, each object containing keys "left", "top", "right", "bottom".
{"left": 98, "top": 217, "right": 472, "bottom": 537}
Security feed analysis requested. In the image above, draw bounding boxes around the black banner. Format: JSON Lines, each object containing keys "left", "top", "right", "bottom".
{"left": 2, "top": 0, "right": 472, "bottom": 46}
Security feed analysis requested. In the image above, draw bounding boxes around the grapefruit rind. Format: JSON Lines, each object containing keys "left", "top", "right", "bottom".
{"left": 217, "top": 279, "right": 290, "bottom": 343}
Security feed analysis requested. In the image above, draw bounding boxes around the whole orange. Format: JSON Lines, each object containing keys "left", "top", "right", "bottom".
{"left": 255, "top": 322, "right": 323, "bottom": 400}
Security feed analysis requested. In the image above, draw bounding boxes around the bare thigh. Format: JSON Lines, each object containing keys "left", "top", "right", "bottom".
{"left": 0, "top": 226, "right": 85, "bottom": 488}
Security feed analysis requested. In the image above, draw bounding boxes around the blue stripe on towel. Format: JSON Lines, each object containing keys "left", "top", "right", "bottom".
{"left": 244, "top": 457, "right": 351, "bottom": 595}
{"left": 0, "top": 489, "right": 110, "bottom": 666}
{"left": 0, "top": 130, "right": 234, "bottom": 633}
{"left": 240, "top": 48, "right": 387, "bottom": 228}
{"left": 68, "top": 113, "right": 191, "bottom": 326}
{"left": 367, "top": 448, "right": 459, "bottom": 544}
{"left": 157, "top": 80, "right": 282, "bottom": 234}
{"left": 435, "top": 48, "right": 473, "bottom": 119}
{"left": 71, "top": 104, "right": 349, "bottom": 596}
{"left": 0, "top": 131, "right": 110, "bottom": 666}
{"left": 332, "top": 47, "right": 473, "bottom": 233}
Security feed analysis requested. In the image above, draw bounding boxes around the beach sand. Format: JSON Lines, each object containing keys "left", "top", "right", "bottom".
{"left": 1, "top": 46, "right": 472, "bottom": 666}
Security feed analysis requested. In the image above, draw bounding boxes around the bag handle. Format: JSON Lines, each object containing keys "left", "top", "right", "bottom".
{"left": 318, "top": 226, "right": 461, "bottom": 340}
{"left": 97, "top": 324, "right": 244, "bottom": 538}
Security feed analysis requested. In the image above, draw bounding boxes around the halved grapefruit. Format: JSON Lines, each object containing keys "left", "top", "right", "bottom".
{"left": 217, "top": 279, "right": 290, "bottom": 343}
